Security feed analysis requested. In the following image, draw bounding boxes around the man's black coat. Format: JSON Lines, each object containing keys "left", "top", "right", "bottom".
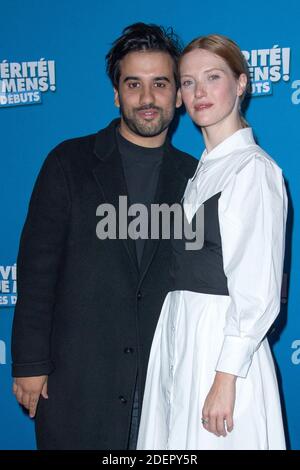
{"left": 11, "top": 119, "right": 197, "bottom": 449}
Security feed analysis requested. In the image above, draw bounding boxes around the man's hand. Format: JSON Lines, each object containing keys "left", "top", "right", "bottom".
{"left": 201, "top": 371, "right": 237, "bottom": 437}
{"left": 13, "top": 376, "right": 48, "bottom": 418}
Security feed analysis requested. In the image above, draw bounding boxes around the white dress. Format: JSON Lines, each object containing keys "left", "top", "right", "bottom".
{"left": 137, "top": 128, "right": 287, "bottom": 450}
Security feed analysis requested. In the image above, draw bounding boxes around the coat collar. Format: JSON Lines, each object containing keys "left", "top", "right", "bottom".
{"left": 93, "top": 118, "right": 120, "bottom": 161}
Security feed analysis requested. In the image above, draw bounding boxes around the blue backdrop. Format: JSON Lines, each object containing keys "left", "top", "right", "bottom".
{"left": 0, "top": 0, "right": 299, "bottom": 450}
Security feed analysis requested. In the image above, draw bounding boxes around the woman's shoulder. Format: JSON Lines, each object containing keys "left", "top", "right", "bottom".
{"left": 234, "top": 144, "right": 283, "bottom": 179}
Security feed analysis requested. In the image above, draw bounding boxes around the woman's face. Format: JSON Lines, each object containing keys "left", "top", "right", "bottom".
{"left": 180, "top": 48, "right": 246, "bottom": 129}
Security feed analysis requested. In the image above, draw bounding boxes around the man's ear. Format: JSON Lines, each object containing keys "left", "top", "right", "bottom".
{"left": 176, "top": 88, "right": 182, "bottom": 108}
{"left": 114, "top": 88, "right": 120, "bottom": 108}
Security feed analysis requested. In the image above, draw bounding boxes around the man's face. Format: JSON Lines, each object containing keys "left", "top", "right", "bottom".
{"left": 114, "top": 51, "right": 182, "bottom": 143}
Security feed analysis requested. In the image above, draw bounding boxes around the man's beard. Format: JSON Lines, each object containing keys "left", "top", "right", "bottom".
{"left": 119, "top": 102, "right": 174, "bottom": 138}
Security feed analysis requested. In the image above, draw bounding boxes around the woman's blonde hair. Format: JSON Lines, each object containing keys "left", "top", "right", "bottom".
{"left": 180, "top": 34, "right": 251, "bottom": 128}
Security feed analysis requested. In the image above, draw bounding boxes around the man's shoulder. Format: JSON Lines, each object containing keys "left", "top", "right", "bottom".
{"left": 48, "top": 119, "right": 118, "bottom": 163}
{"left": 168, "top": 143, "right": 198, "bottom": 177}
{"left": 50, "top": 132, "right": 97, "bottom": 160}
{"left": 172, "top": 145, "right": 197, "bottom": 166}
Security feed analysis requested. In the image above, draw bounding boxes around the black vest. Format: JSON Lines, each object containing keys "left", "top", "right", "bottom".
{"left": 170, "top": 191, "right": 229, "bottom": 295}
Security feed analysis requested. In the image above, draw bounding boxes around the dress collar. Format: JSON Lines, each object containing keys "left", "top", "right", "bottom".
{"left": 201, "top": 127, "right": 256, "bottom": 163}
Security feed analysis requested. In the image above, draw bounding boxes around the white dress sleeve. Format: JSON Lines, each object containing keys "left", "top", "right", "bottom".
{"left": 215, "top": 153, "right": 288, "bottom": 378}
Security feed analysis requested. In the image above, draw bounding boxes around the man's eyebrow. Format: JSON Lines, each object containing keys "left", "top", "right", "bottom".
{"left": 154, "top": 76, "right": 171, "bottom": 82}
{"left": 122, "top": 76, "right": 171, "bottom": 83}
{"left": 123, "top": 76, "right": 140, "bottom": 83}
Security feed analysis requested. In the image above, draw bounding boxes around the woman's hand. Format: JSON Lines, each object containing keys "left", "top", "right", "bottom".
{"left": 201, "top": 371, "right": 237, "bottom": 437}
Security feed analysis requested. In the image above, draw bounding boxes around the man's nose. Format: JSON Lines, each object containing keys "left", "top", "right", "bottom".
{"left": 140, "top": 85, "right": 155, "bottom": 105}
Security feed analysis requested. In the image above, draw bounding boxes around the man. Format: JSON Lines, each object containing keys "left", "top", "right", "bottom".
{"left": 11, "top": 23, "right": 197, "bottom": 450}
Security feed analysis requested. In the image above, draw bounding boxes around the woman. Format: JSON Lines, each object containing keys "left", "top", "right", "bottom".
{"left": 137, "top": 34, "right": 287, "bottom": 450}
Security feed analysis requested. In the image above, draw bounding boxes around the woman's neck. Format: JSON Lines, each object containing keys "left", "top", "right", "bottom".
{"left": 202, "top": 117, "right": 244, "bottom": 153}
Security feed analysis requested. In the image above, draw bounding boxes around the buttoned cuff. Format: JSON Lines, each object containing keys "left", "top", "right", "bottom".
{"left": 215, "top": 335, "right": 257, "bottom": 378}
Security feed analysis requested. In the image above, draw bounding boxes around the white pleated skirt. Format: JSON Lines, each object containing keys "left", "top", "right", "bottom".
{"left": 137, "top": 290, "right": 286, "bottom": 450}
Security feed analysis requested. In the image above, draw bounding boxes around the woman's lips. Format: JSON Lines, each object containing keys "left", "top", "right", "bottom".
{"left": 194, "top": 103, "right": 213, "bottom": 111}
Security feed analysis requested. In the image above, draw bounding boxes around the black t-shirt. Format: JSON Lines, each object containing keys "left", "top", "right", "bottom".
{"left": 116, "top": 130, "right": 164, "bottom": 267}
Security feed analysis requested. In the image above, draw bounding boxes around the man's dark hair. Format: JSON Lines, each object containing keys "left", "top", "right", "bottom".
{"left": 106, "top": 22, "right": 183, "bottom": 89}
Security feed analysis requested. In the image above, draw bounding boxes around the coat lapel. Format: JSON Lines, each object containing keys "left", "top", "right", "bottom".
{"left": 138, "top": 143, "right": 189, "bottom": 285}
{"left": 92, "top": 120, "right": 139, "bottom": 277}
